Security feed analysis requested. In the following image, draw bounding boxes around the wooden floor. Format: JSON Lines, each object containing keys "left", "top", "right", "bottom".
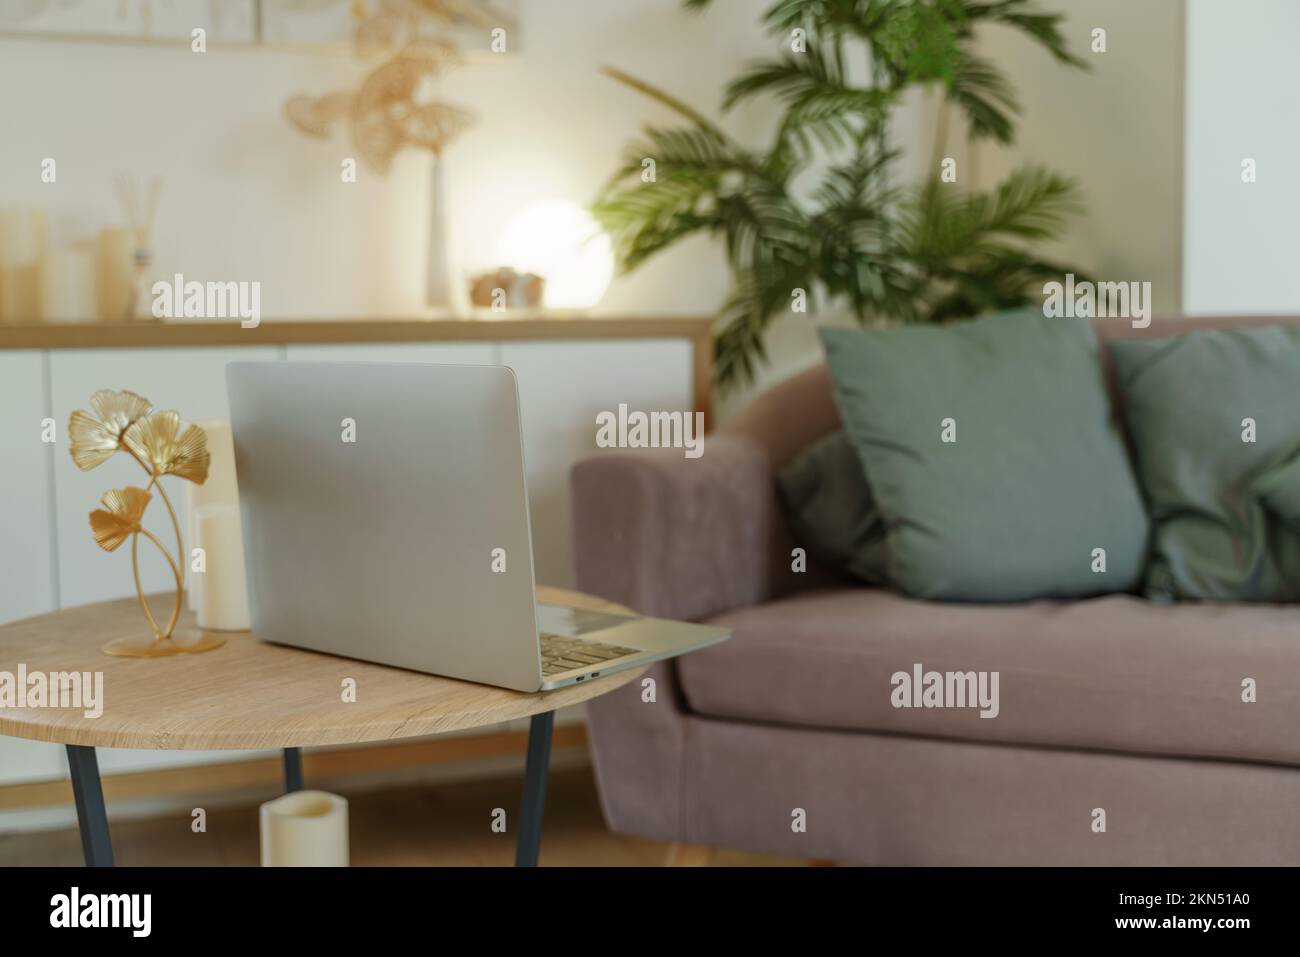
{"left": 0, "top": 766, "right": 800, "bottom": 867}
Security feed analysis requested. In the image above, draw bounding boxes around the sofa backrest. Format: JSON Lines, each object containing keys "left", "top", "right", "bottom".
{"left": 724, "top": 315, "right": 1300, "bottom": 469}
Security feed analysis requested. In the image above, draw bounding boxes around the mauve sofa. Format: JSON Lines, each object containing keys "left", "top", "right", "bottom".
{"left": 570, "top": 314, "right": 1300, "bottom": 866}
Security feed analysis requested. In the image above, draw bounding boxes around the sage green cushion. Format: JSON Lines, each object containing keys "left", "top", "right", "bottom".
{"left": 1110, "top": 325, "right": 1300, "bottom": 601}
{"left": 820, "top": 311, "right": 1148, "bottom": 602}
{"left": 1254, "top": 449, "right": 1300, "bottom": 530}
{"left": 776, "top": 431, "right": 888, "bottom": 584}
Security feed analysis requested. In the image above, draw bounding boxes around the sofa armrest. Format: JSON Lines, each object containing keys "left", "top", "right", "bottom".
{"left": 574, "top": 441, "right": 788, "bottom": 844}
{"left": 571, "top": 434, "right": 790, "bottom": 622}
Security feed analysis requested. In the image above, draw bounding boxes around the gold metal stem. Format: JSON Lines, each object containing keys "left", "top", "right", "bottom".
{"left": 146, "top": 476, "right": 186, "bottom": 639}
{"left": 138, "top": 526, "right": 183, "bottom": 638}
{"left": 130, "top": 531, "right": 164, "bottom": 638}
{"left": 123, "top": 440, "right": 186, "bottom": 642}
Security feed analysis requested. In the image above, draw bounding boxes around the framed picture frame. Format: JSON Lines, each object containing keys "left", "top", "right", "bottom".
{"left": 0, "top": 0, "right": 519, "bottom": 53}
{"left": 0, "top": 0, "right": 257, "bottom": 45}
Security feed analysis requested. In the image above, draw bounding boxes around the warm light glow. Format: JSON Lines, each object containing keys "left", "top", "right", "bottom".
{"left": 495, "top": 200, "right": 614, "bottom": 309}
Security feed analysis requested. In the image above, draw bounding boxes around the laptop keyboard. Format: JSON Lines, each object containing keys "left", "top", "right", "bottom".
{"left": 540, "top": 633, "right": 641, "bottom": 676}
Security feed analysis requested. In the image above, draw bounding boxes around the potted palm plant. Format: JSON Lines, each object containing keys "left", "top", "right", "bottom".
{"left": 593, "top": 0, "right": 1089, "bottom": 389}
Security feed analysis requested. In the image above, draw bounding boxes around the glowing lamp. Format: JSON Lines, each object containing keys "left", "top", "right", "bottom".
{"left": 495, "top": 201, "right": 614, "bottom": 310}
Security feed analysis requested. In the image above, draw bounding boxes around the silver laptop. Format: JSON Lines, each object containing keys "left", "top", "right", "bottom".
{"left": 225, "top": 361, "right": 729, "bottom": 692}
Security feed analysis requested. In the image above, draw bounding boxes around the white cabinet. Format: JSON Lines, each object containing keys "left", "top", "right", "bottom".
{"left": 502, "top": 339, "right": 692, "bottom": 587}
{"left": 0, "top": 351, "right": 56, "bottom": 625}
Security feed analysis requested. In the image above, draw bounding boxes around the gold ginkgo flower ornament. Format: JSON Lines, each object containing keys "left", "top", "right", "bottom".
{"left": 89, "top": 487, "right": 152, "bottom": 552}
{"left": 124, "top": 410, "right": 211, "bottom": 484}
{"left": 68, "top": 389, "right": 152, "bottom": 471}
{"left": 68, "top": 389, "right": 225, "bottom": 658}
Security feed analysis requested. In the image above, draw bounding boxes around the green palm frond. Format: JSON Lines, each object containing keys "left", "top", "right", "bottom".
{"left": 726, "top": 43, "right": 895, "bottom": 159}
{"left": 593, "top": 126, "right": 751, "bottom": 271}
{"left": 873, "top": 0, "right": 965, "bottom": 84}
{"left": 960, "top": 166, "right": 1083, "bottom": 242}
{"left": 716, "top": 185, "right": 810, "bottom": 275}
{"left": 898, "top": 166, "right": 1082, "bottom": 263}
{"left": 713, "top": 270, "right": 795, "bottom": 388}
{"left": 761, "top": 0, "right": 899, "bottom": 44}
{"left": 924, "top": 250, "right": 1082, "bottom": 322}
{"left": 948, "top": 54, "right": 1019, "bottom": 142}
{"left": 628, "top": 125, "right": 749, "bottom": 175}
{"left": 724, "top": 45, "right": 843, "bottom": 109}
{"left": 965, "top": 2, "right": 1087, "bottom": 68}
{"left": 813, "top": 146, "right": 901, "bottom": 212}
{"left": 892, "top": 168, "right": 1085, "bottom": 322}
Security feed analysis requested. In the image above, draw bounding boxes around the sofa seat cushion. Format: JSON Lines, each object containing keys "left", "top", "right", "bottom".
{"left": 679, "top": 588, "right": 1300, "bottom": 766}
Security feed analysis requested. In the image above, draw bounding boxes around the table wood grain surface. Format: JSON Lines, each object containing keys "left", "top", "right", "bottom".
{"left": 0, "top": 587, "right": 643, "bottom": 751}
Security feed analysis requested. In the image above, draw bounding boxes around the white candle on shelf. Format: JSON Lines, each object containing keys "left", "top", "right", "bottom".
{"left": 42, "top": 243, "right": 95, "bottom": 322}
{"left": 94, "top": 227, "right": 132, "bottom": 324}
{"left": 260, "top": 791, "right": 349, "bottom": 867}
{"left": 186, "top": 419, "right": 239, "bottom": 611}
{"left": 0, "top": 207, "right": 47, "bottom": 323}
{"left": 194, "top": 503, "right": 250, "bottom": 632}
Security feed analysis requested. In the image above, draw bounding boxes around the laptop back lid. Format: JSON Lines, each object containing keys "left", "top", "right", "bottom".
{"left": 226, "top": 361, "right": 543, "bottom": 692}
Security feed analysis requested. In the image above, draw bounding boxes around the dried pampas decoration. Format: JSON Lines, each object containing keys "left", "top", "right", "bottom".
{"left": 283, "top": 3, "right": 476, "bottom": 171}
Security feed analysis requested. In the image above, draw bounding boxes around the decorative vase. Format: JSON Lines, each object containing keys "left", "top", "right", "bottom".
{"left": 427, "top": 157, "right": 459, "bottom": 315}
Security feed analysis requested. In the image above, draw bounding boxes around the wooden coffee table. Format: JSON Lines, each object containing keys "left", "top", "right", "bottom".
{"left": 0, "top": 586, "right": 644, "bottom": 867}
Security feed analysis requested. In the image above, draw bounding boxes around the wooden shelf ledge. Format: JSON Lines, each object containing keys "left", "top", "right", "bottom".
{"left": 0, "top": 316, "right": 713, "bottom": 351}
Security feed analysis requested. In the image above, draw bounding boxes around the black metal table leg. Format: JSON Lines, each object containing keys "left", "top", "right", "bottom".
{"left": 65, "top": 745, "right": 113, "bottom": 867}
{"left": 515, "top": 710, "right": 554, "bottom": 867}
{"left": 282, "top": 747, "right": 303, "bottom": 793}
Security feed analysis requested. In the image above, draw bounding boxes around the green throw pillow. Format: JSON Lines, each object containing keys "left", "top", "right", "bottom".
{"left": 776, "top": 431, "right": 888, "bottom": 585}
{"left": 820, "top": 310, "right": 1149, "bottom": 602}
{"left": 1110, "top": 324, "right": 1300, "bottom": 601}
{"left": 1254, "top": 448, "right": 1300, "bottom": 530}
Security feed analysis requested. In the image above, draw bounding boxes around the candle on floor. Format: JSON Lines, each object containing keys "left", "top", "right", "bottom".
{"left": 260, "top": 791, "right": 349, "bottom": 867}
{"left": 194, "top": 503, "right": 250, "bottom": 632}
{"left": 186, "top": 419, "right": 239, "bottom": 611}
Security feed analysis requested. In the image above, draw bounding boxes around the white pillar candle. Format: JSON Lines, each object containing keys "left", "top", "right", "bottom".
{"left": 42, "top": 243, "right": 96, "bottom": 322}
{"left": 260, "top": 790, "right": 349, "bottom": 867}
{"left": 186, "top": 419, "right": 239, "bottom": 611}
{"left": 194, "top": 503, "right": 250, "bottom": 632}
{"left": 0, "top": 207, "right": 47, "bottom": 323}
{"left": 94, "top": 226, "right": 132, "bottom": 323}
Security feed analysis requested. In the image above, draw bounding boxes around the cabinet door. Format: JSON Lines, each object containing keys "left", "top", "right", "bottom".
{"left": 0, "top": 351, "right": 56, "bottom": 624}
{"left": 501, "top": 339, "right": 693, "bottom": 588}
{"left": 49, "top": 347, "right": 280, "bottom": 608}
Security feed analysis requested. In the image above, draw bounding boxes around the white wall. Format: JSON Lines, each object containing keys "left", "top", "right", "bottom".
{"left": 1183, "top": 0, "right": 1300, "bottom": 313}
